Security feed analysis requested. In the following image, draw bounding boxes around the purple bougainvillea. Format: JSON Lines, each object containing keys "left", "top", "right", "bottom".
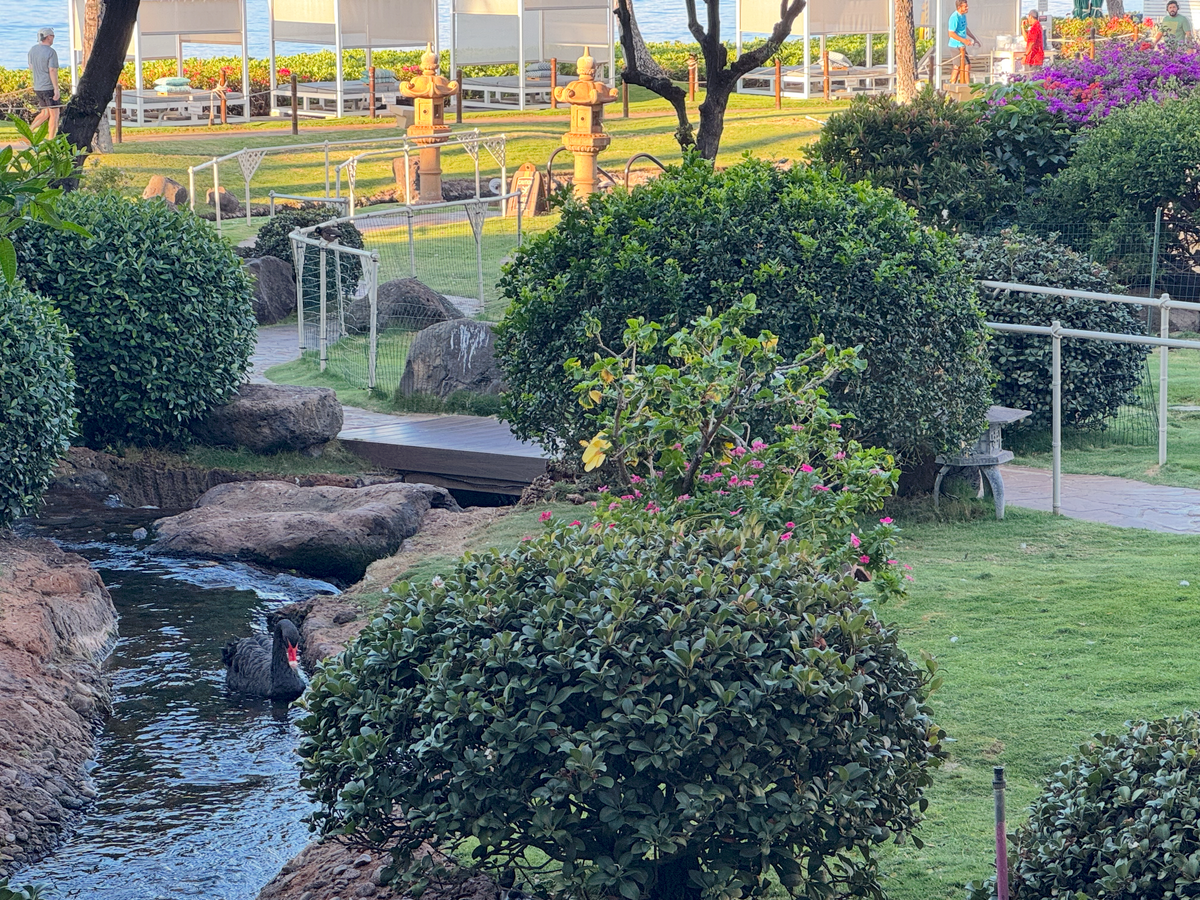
{"left": 1019, "top": 42, "right": 1200, "bottom": 126}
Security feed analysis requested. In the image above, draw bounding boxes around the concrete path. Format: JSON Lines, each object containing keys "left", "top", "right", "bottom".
{"left": 1003, "top": 466, "right": 1200, "bottom": 534}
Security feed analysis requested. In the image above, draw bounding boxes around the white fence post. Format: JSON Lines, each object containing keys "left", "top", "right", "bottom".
{"left": 319, "top": 244, "right": 328, "bottom": 373}
{"left": 213, "top": 158, "right": 222, "bottom": 234}
{"left": 292, "top": 232, "right": 306, "bottom": 351}
{"left": 368, "top": 251, "right": 380, "bottom": 391}
{"left": 407, "top": 208, "right": 417, "bottom": 277}
{"left": 188, "top": 167, "right": 196, "bottom": 212}
{"left": 1160, "top": 293, "right": 1171, "bottom": 467}
{"left": 1051, "top": 319, "right": 1062, "bottom": 517}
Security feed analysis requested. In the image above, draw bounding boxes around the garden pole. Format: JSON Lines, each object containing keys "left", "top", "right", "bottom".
{"left": 550, "top": 59, "right": 557, "bottom": 109}
{"left": 187, "top": 166, "right": 195, "bottom": 211}
{"left": 213, "top": 158, "right": 222, "bottom": 235}
{"left": 114, "top": 85, "right": 122, "bottom": 143}
{"left": 687, "top": 55, "right": 697, "bottom": 102}
{"left": 407, "top": 209, "right": 416, "bottom": 277}
{"left": 994, "top": 767, "right": 1010, "bottom": 900}
{"left": 220, "top": 92, "right": 227, "bottom": 125}
{"left": 1052, "top": 319, "right": 1062, "bottom": 515}
{"left": 822, "top": 46, "right": 830, "bottom": 99}
{"left": 319, "top": 246, "right": 328, "bottom": 373}
{"left": 369, "top": 66, "right": 376, "bottom": 119}
{"left": 290, "top": 75, "right": 298, "bottom": 134}
{"left": 456, "top": 68, "right": 464, "bottom": 123}
{"left": 775, "top": 57, "right": 782, "bottom": 108}
{"left": 324, "top": 141, "right": 330, "bottom": 197}
{"left": 623, "top": 80, "right": 629, "bottom": 117}
{"left": 293, "top": 236, "right": 305, "bottom": 350}
{"left": 1148, "top": 207, "right": 1163, "bottom": 301}
{"left": 368, "top": 252, "right": 379, "bottom": 390}
{"left": 1160, "top": 294, "right": 1171, "bottom": 467}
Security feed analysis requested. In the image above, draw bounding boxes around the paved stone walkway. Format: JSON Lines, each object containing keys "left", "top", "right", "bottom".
{"left": 1001, "top": 466, "right": 1200, "bottom": 534}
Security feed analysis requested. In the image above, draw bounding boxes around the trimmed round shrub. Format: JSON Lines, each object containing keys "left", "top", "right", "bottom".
{"left": 961, "top": 229, "right": 1149, "bottom": 429}
{"left": 969, "top": 711, "right": 1200, "bottom": 900}
{"left": 0, "top": 280, "right": 75, "bottom": 528}
{"left": 495, "top": 155, "right": 993, "bottom": 463}
{"left": 298, "top": 518, "right": 947, "bottom": 900}
{"left": 15, "top": 194, "right": 256, "bottom": 447}
{"left": 252, "top": 205, "right": 365, "bottom": 291}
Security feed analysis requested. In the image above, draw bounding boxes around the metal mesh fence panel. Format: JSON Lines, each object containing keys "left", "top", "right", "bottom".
{"left": 293, "top": 195, "right": 521, "bottom": 398}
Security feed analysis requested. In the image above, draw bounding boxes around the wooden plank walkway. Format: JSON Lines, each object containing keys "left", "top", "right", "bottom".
{"left": 253, "top": 325, "right": 548, "bottom": 494}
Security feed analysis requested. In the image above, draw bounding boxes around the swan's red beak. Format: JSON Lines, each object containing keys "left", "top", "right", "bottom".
{"left": 287, "top": 643, "right": 299, "bottom": 668}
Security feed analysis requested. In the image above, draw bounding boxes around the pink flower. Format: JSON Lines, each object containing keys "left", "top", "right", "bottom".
{"left": 715, "top": 490, "right": 729, "bottom": 495}
{"left": 634, "top": 490, "right": 643, "bottom": 498}
{"left": 630, "top": 475, "right": 643, "bottom": 483}
{"left": 676, "top": 494, "right": 691, "bottom": 501}
{"left": 522, "top": 534, "right": 533, "bottom": 541}
{"left": 830, "top": 423, "right": 841, "bottom": 430}
{"left": 608, "top": 523, "right": 617, "bottom": 529}
{"left": 880, "top": 517, "right": 893, "bottom": 525}
{"left": 834, "top": 452, "right": 845, "bottom": 460}
{"left": 598, "top": 485, "right": 610, "bottom": 493}
{"left": 859, "top": 555, "right": 870, "bottom": 564}
{"left": 608, "top": 502, "right": 621, "bottom": 511}
{"left": 812, "top": 484, "right": 830, "bottom": 492}
{"left": 887, "top": 559, "right": 899, "bottom": 565}
{"left": 620, "top": 494, "right": 634, "bottom": 501}
{"left": 785, "top": 522, "right": 796, "bottom": 528}
{"left": 751, "top": 439, "right": 767, "bottom": 450}
{"left": 570, "top": 520, "right": 582, "bottom": 527}
{"left": 780, "top": 531, "right": 793, "bottom": 541}
{"left": 731, "top": 446, "right": 747, "bottom": 457}
{"left": 750, "top": 459, "right": 765, "bottom": 469}
{"left": 902, "top": 564, "right": 913, "bottom": 571}
{"left": 539, "top": 510, "right": 553, "bottom": 522}
{"left": 904, "top": 574, "right": 914, "bottom": 582}
{"left": 590, "top": 501, "right": 597, "bottom": 508}
{"left": 800, "top": 464, "right": 814, "bottom": 474}
{"left": 673, "top": 443, "right": 683, "bottom": 450}
{"left": 850, "top": 533, "right": 861, "bottom": 548}
{"left": 591, "top": 522, "right": 603, "bottom": 529}
{"left": 729, "top": 475, "right": 740, "bottom": 485}
{"left": 790, "top": 424, "right": 803, "bottom": 432}
{"left": 729, "top": 508, "right": 743, "bottom": 516}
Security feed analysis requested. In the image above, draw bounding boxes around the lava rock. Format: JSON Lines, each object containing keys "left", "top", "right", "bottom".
{"left": 142, "top": 174, "right": 189, "bottom": 207}
{"left": 398, "top": 318, "right": 505, "bottom": 399}
{"left": 207, "top": 186, "right": 241, "bottom": 215}
{"left": 344, "top": 278, "right": 463, "bottom": 334}
{"left": 244, "top": 256, "right": 297, "bottom": 325}
{"left": 150, "top": 481, "right": 460, "bottom": 582}
{"left": 190, "top": 384, "right": 343, "bottom": 455}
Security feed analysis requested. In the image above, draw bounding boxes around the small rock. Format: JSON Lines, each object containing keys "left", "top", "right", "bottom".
{"left": 1181, "top": 580, "right": 1191, "bottom": 587}
{"left": 142, "top": 174, "right": 189, "bottom": 207}
{"left": 206, "top": 186, "right": 240, "bottom": 215}
{"left": 353, "top": 852, "right": 373, "bottom": 867}
{"left": 299, "top": 893, "right": 314, "bottom": 900}
{"left": 4, "top": 833, "right": 14, "bottom": 843}
{"left": 333, "top": 864, "right": 350, "bottom": 876}
{"left": 949, "top": 636, "right": 959, "bottom": 643}
{"left": 372, "top": 866, "right": 388, "bottom": 886}
{"left": 333, "top": 609, "right": 359, "bottom": 626}
{"left": 355, "top": 885, "right": 376, "bottom": 898}
{"left": 131, "top": 528, "right": 148, "bottom": 541}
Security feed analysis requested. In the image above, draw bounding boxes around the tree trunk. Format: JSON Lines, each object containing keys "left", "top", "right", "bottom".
{"left": 894, "top": 0, "right": 918, "bottom": 102}
{"left": 615, "top": 0, "right": 694, "bottom": 147}
{"left": 61, "top": 0, "right": 141, "bottom": 162}
{"left": 1107, "top": 0, "right": 1125, "bottom": 17}
{"left": 83, "top": 0, "right": 101, "bottom": 65}
{"left": 648, "top": 853, "right": 704, "bottom": 900}
{"left": 695, "top": 70, "right": 732, "bottom": 158}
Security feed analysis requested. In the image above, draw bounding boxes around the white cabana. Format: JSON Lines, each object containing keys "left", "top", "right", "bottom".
{"left": 926, "top": 0, "right": 1024, "bottom": 86}
{"left": 67, "top": 0, "right": 251, "bottom": 123}
{"left": 450, "top": 0, "right": 615, "bottom": 110}
{"left": 268, "top": 0, "right": 438, "bottom": 117}
{"left": 735, "top": 0, "right": 896, "bottom": 98}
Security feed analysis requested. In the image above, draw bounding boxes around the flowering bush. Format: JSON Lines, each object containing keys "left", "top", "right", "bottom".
{"left": 1022, "top": 40, "right": 1200, "bottom": 126}
{"left": 1051, "top": 14, "right": 1141, "bottom": 58}
{"left": 569, "top": 297, "right": 907, "bottom": 595}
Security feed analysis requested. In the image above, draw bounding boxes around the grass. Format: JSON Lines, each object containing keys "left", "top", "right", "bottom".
{"left": 121, "top": 441, "right": 377, "bottom": 476}
{"left": 1013, "top": 347, "right": 1200, "bottom": 490}
{"left": 264, "top": 354, "right": 392, "bottom": 413}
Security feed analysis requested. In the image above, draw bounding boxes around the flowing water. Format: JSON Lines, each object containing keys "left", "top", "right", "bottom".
{"left": 13, "top": 501, "right": 338, "bottom": 900}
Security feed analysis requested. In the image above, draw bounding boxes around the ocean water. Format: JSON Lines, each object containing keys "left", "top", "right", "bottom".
{"left": 3, "top": 0, "right": 1137, "bottom": 70}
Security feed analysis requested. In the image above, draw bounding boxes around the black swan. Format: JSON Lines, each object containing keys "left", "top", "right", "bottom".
{"left": 222, "top": 618, "right": 306, "bottom": 703}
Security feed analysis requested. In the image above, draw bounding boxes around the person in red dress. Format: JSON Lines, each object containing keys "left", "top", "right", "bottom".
{"left": 1023, "top": 10, "right": 1046, "bottom": 70}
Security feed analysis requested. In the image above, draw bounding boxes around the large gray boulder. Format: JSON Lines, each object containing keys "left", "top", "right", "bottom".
{"left": 244, "top": 256, "right": 296, "bottom": 325}
{"left": 150, "top": 481, "right": 460, "bottom": 582}
{"left": 207, "top": 186, "right": 240, "bottom": 215}
{"left": 191, "top": 384, "right": 342, "bottom": 454}
{"left": 143, "top": 174, "right": 189, "bottom": 207}
{"left": 345, "top": 278, "right": 463, "bottom": 334}
{"left": 398, "top": 318, "right": 505, "bottom": 399}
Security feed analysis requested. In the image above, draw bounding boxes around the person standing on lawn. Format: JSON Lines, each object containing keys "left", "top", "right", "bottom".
{"left": 1160, "top": 1, "right": 1192, "bottom": 43}
{"left": 1023, "top": 10, "right": 1045, "bottom": 70}
{"left": 948, "top": 0, "right": 981, "bottom": 84}
{"left": 28, "top": 27, "right": 61, "bottom": 139}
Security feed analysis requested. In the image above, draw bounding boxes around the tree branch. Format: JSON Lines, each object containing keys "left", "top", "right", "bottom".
{"left": 729, "top": 0, "right": 808, "bottom": 78}
{"left": 614, "top": 0, "right": 694, "bottom": 147}
{"left": 61, "top": 0, "right": 142, "bottom": 163}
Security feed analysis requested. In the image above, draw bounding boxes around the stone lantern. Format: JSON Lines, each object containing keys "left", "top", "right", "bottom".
{"left": 400, "top": 44, "right": 460, "bottom": 203}
{"left": 553, "top": 47, "right": 617, "bottom": 198}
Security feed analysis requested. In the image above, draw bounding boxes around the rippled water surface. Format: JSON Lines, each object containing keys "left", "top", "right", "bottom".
{"left": 15, "top": 504, "right": 337, "bottom": 900}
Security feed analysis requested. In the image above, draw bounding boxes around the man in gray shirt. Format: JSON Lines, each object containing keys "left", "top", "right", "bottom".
{"left": 28, "top": 27, "right": 61, "bottom": 139}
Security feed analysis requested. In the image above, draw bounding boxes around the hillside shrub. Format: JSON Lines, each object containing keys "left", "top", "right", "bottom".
{"left": 495, "top": 155, "right": 992, "bottom": 464}
{"left": 968, "top": 711, "right": 1200, "bottom": 900}
{"left": 253, "top": 206, "right": 365, "bottom": 292}
{"left": 299, "top": 514, "right": 946, "bottom": 900}
{"left": 14, "top": 194, "right": 256, "bottom": 447}
{"left": 972, "top": 82, "right": 1078, "bottom": 191}
{"left": 961, "top": 230, "right": 1147, "bottom": 429}
{"left": 0, "top": 280, "right": 75, "bottom": 528}
{"left": 812, "top": 87, "right": 1015, "bottom": 227}
{"left": 1035, "top": 93, "right": 1200, "bottom": 292}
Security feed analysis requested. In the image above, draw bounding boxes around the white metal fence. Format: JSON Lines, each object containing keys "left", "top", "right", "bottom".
{"left": 288, "top": 192, "right": 524, "bottom": 396}
{"left": 982, "top": 280, "right": 1200, "bottom": 515}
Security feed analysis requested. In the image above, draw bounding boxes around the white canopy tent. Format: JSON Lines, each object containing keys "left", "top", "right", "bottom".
{"left": 67, "top": 0, "right": 251, "bottom": 122}
{"left": 450, "top": 0, "right": 614, "bottom": 110}
{"left": 735, "top": 0, "right": 895, "bottom": 98}
{"left": 268, "top": 0, "right": 438, "bottom": 116}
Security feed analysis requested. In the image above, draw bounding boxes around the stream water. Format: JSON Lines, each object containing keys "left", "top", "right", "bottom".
{"left": 13, "top": 501, "right": 339, "bottom": 900}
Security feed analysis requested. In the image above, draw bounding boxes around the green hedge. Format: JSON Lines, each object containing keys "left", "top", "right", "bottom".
{"left": 0, "top": 280, "right": 75, "bottom": 528}
{"left": 14, "top": 195, "right": 256, "bottom": 448}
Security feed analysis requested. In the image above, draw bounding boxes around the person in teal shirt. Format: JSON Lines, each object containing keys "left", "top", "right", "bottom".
{"left": 948, "top": 0, "right": 980, "bottom": 83}
{"left": 1160, "top": 1, "right": 1192, "bottom": 42}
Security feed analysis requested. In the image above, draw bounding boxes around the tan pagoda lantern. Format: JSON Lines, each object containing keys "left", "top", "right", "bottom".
{"left": 553, "top": 46, "right": 617, "bottom": 198}
{"left": 400, "top": 44, "right": 460, "bottom": 203}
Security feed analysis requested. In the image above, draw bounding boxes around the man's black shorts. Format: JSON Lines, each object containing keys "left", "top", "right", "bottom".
{"left": 34, "top": 90, "right": 60, "bottom": 109}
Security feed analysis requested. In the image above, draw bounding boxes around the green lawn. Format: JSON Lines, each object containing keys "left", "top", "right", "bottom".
{"left": 1014, "top": 347, "right": 1200, "bottom": 490}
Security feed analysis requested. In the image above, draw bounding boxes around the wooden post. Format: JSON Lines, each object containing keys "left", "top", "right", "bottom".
{"left": 774, "top": 57, "right": 782, "bottom": 108}
{"left": 622, "top": 79, "right": 629, "bottom": 117}
{"left": 456, "top": 67, "right": 463, "bottom": 124}
{"left": 291, "top": 74, "right": 298, "bottom": 134}
{"left": 114, "top": 83, "right": 122, "bottom": 144}
{"left": 220, "top": 91, "right": 227, "bottom": 125}
{"left": 822, "top": 48, "right": 830, "bottom": 99}
{"left": 687, "top": 54, "right": 697, "bottom": 102}
{"left": 958, "top": 45, "right": 968, "bottom": 83}
{"left": 1090, "top": 21, "right": 1097, "bottom": 58}
{"left": 368, "top": 65, "right": 376, "bottom": 119}
{"left": 550, "top": 57, "right": 558, "bottom": 108}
